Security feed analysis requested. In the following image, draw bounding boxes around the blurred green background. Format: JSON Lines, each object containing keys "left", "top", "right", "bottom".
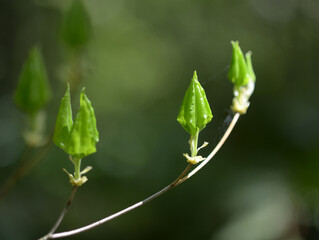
{"left": 0, "top": 0, "right": 319, "bottom": 239}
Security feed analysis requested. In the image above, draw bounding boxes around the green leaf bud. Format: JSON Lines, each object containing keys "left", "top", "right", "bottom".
{"left": 227, "top": 41, "right": 256, "bottom": 114}
{"left": 64, "top": 88, "right": 99, "bottom": 159}
{"left": 61, "top": 0, "right": 92, "bottom": 48}
{"left": 227, "top": 41, "right": 251, "bottom": 87}
{"left": 177, "top": 71, "right": 213, "bottom": 137}
{"left": 14, "top": 47, "right": 52, "bottom": 114}
{"left": 53, "top": 84, "right": 73, "bottom": 150}
{"left": 245, "top": 51, "right": 256, "bottom": 82}
{"left": 53, "top": 86, "right": 99, "bottom": 160}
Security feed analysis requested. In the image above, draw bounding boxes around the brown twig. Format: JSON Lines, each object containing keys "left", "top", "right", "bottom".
{"left": 0, "top": 145, "right": 34, "bottom": 199}
{"left": 39, "top": 187, "right": 78, "bottom": 240}
{"left": 48, "top": 113, "right": 240, "bottom": 239}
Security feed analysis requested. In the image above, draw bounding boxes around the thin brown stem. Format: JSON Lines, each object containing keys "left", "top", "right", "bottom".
{"left": 0, "top": 145, "right": 34, "bottom": 200}
{"left": 48, "top": 113, "right": 240, "bottom": 239}
{"left": 21, "top": 139, "right": 52, "bottom": 176}
{"left": 49, "top": 164, "right": 192, "bottom": 239}
{"left": 0, "top": 139, "right": 53, "bottom": 200}
{"left": 171, "top": 163, "right": 192, "bottom": 186}
{"left": 39, "top": 187, "right": 78, "bottom": 240}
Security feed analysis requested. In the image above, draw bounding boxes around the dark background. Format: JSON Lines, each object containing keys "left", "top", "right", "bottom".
{"left": 0, "top": 0, "right": 319, "bottom": 239}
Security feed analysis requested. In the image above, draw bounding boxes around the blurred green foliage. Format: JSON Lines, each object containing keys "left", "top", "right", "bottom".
{"left": 0, "top": 0, "right": 319, "bottom": 240}
{"left": 61, "top": 0, "right": 92, "bottom": 49}
{"left": 14, "top": 47, "right": 51, "bottom": 115}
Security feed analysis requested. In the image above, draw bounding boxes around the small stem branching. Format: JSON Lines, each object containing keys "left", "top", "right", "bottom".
{"left": 47, "top": 112, "right": 240, "bottom": 239}
{"left": 39, "top": 186, "right": 78, "bottom": 240}
{"left": 177, "top": 112, "right": 240, "bottom": 185}
{"left": 0, "top": 53, "right": 85, "bottom": 199}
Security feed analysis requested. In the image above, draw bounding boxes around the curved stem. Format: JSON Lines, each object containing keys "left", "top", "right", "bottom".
{"left": 49, "top": 113, "right": 240, "bottom": 239}
{"left": 39, "top": 187, "right": 78, "bottom": 240}
{"left": 49, "top": 164, "right": 192, "bottom": 239}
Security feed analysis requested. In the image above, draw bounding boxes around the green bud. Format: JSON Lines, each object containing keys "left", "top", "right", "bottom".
{"left": 53, "top": 86, "right": 99, "bottom": 159}
{"left": 227, "top": 41, "right": 256, "bottom": 114}
{"left": 14, "top": 47, "right": 52, "bottom": 114}
{"left": 177, "top": 71, "right": 213, "bottom": 136}
{"left": 245, "top": 51, "right": 256, "bottom": 82}
{"left": 61, "top": 0, "right": 92, "bottom": 48}
{"left": 227, "top": 41, "right": 251, "bottom": 87}
{"left": 53, "top": 84, "right": 73, "bottom": 150}
{"left": 65, "top": 88, "right": 99, "bottom": 159}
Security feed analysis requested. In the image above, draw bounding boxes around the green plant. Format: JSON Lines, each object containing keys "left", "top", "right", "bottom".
{"left": 177, "top": 70, "right": 213, "bottom": 164}
{"left": 61, "top": 0, "right": 92, "bottom": 50}
{"left": 53, "top": 85, "right": 99, "bottom": 187}
{"left": 0, "top": 0, "right": 92, "bottom": 200}
{"left": 228, "top": 41, "right": 256, "bottom": 114}
{"left": 14, "top": 46, "right": 52, "bottom": 147}
{"left": 38, "top": 41, "right": 256, "bottom": 239}
{"left": 0, "top": 47, "right": 53, "bottom": 199}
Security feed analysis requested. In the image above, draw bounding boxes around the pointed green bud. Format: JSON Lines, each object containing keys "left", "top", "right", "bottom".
{"left": 245, "top": 51, "right": 256, "bottom": 82}
{"left": 14, "top": 47, "right": 52, "bottom": 114}
{"left": 61, "top": 0, "right": 92, "bottom": 48}
{"left": 53, "top": 84, "right": 73, "bottom": 150}
{"left": 64, "top": 88, "right": 99, "bottom": 159}
{"left": 228, "top": 41, "right": 256, "bottom": 114}
{"left": 177, "top": 71, "right": 213, "bottom": 136}
{"left": 227, "top": 41, "right": 251, "bottom": 87}
{"left": 54, "top": 86, "right": 98, "bottom": 186}
{"left": 53, "top": 86, "right": 99, "bottom": 159}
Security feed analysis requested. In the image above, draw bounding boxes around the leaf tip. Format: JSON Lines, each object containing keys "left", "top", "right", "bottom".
{"left": 193, "top": 70, "right": 198, "bottom": 79}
